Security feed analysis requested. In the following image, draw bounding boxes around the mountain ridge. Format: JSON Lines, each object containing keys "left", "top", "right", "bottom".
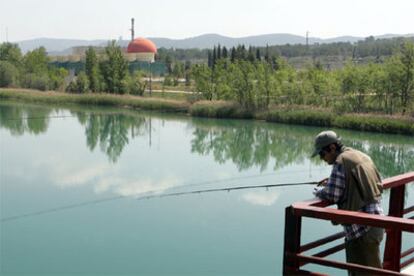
{"left": 13, "top": 33, "right": 414, "bottom": 54}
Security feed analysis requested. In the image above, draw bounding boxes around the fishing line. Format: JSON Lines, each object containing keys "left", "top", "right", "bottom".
{"left": 138, "top": 181, "right": 318, "bottom": 200}
{"left": 0, "top": 181, "right": 317, "bottom": 223}
{"left": 167, "top": 168, "right": 330, "bottom": 191}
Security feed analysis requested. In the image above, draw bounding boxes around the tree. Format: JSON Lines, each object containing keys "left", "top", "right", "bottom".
{"left": 207, "top": 51, "right": 213, "bottom": 68}
{"left": 230, "top": 47, "right": 236, "bottom": 63}
{"left": 399, "top": 42, "right": 414, "bottom": 114}
{"left": 129, "top": 71, "right": 147, "bottom": 95}
{"left": 212, "top": 47, "right": 217, "bottom": 68}
{"left": 184, "top": 60, "right": 191, "bottom": 86}
{"left": 76, "top": 71, "right": 90, "bottom": 93}
{"left": 247, "top": 47, "right": 256, "bottom": 63}
{"left": 256, "top": 48, "right": 261, "bottom": 61}
{"left": 165, "top": 55, "right": 173, "bottom": 74}
{"left": 100, "top": 41, "right": 128, "bottom": 93}
{"left": 192, "top": 64, "right": 213, "bottom": 100}
{"left": 0, "top": 43, "right": 22, "bottom": 67}
{"left": 85, "top": 47, "right": 100, "bottom": 92}
{"left": 48, "top": 67, "right": 68, "bottom": 91}
{"left": 217, "top": 44, "right": 221, "bottom": 60}
{"left": 24, "top": 47, "right": 49, "bottom": 74}
{"left": 172, "top": 61, "right": 184, "bottom": 86}
{"left": 222, "top": 47, "right": 228, "bottom": 59}
{"left": 0, "top": 61, "right": 19, "bottom": 87}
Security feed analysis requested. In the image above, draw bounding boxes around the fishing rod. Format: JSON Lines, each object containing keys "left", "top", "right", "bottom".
{"left": 139, "top": 181, "right": 318, "bottom": 200}
{"left": 0, "top": 180, "right": 318, "bottom": 223}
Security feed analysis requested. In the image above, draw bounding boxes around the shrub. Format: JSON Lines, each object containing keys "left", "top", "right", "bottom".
{"left": 0, "top": 61, "right": 19, "bottom": 87}
{"left": 190, "top": 101, "right": 253, "bottom": 119}
{"left": 129, "top": 72, "right": 147, "bottom": 96}
{"left": 75, "top": 72, "right": 89, "bottom": 93}
{"left": 21, "top": 73, "right": 49, "bottom": 91}
{"left": 333, "top": 114, "right": 414, "bottom": 135}
{"left": 266, "top": 109, "right": 334, "bottom": 126}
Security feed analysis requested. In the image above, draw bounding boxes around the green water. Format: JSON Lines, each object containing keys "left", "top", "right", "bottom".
{"left": 1, "top": 101, "right": 413, "bottom": 275}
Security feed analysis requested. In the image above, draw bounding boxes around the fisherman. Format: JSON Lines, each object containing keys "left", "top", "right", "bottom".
{"left": 312, "top": 130, "right": 384, "bottom": 275}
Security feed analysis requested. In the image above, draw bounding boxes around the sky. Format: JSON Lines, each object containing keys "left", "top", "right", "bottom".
{"left": 0, "top": 0, "right": 413, "bottom": 42}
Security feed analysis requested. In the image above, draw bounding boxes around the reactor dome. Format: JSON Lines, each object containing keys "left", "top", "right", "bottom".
{"left": 127, "top": 38, "right": 157, "bottom": 54}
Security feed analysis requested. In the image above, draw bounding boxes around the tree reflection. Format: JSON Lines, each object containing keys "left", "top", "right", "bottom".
{"left": 0, "top": 103, "right": 149, "bottom": 163}
{"left": 74, "top": 112, "right": 148, "bottom": 162}
{"left": 1, "top": 102, "right": 412, "bottom": 174}
{"left": 0, "top": 103, "right": 51, "bottom": 135}
{"left": 190, "top": 119, "right": 414, "bottom": 177}
{"left": 191, "top": 120, "right": 315, "bottom": 171}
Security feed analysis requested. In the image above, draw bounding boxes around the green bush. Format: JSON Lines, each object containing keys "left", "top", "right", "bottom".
{"left": 129, "top": 72, "right": 147, "bottom": 96}
{"left": 0, "top": 61, "right": 19, "bottom": 87}
{"left": 190, "top": 101, "right": 253, "bottom": 119}
{"left": 266, "top": 109, "right": 334, "bottom": 126}
{"left": 333, "top": 115, "right": 414, "bottom": 135}
{"left": 22, "top": 73, "right": 49, "bottom": 91}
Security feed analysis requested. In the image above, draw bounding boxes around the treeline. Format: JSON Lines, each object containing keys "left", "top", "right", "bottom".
{"left": 0, "top": 41, "right": 148, "bottom": 95}
{"left": 157, "top": 36, "right": 414, "bottom": 63}
{"left": 191, "top": 41, "right": 414, "bottom": 114}
{"left": 0, "top": 43, "right": 68, "bottom": 91}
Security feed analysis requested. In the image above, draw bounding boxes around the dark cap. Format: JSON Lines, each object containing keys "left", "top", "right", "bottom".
{"left": 311, "top": 130, "right": 341, "bottom": 157}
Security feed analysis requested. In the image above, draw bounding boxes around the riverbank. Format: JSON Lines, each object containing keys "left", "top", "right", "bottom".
{"left": 1, "top": 89, "right": 413, "bottom": 135}
{"left": 0, "top": 89, "right": 190, "bottom": 113}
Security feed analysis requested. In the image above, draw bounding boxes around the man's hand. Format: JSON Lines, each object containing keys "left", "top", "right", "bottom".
{"left": 317, "top": 178, "right": 329, "bottom": 187}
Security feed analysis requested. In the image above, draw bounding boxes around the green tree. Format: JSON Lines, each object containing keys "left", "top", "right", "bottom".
{"left": 192, "top": 64, "right": 213, "bottom": 100}
{"left": 129, "top": 71, "right": 147, "bottom": 95}
{"left": 0, "top": 43, "right": 23, "bottom": 68}
{"left": 184, "top": 60, "right": 191, "bottom": 87}
{"left": 399, "top": 42, "right": 414, "bottom": 114}
{"left": 100, "top": 41, "right": 128, "bottom": 94}
{"left": 0, "top": 61, "right": 19, "bottom": 87}
{"left": 48, "top": 67, "right": 68, "bottom": 91}
{"left": 85, "top": 47, "right": 100, "bottom": 92}
{"left": 23, "top": 47, "right": 49, "bottom": 74}
{"left": 76, "top": 71, "right": 89, "bottom": 93}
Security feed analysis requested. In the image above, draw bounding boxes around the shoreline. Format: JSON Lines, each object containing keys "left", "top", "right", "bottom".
{"left": 1, "top": 89, "right": 413, "bottom": 135}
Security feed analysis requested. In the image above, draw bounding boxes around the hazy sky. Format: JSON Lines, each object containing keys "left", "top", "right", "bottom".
{"left": 0, "top": 0, "right": 413, "bottom": 42}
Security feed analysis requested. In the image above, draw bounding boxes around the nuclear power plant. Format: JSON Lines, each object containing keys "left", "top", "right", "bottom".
{"left": 49, "top": 18, "right": 164, "bottom": 75}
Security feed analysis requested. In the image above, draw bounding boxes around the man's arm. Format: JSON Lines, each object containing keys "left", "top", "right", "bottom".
{"left": 315, "top": 164, "right": 346, "bottom": 203}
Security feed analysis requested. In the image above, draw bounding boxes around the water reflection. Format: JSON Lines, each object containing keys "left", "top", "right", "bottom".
{"left": 78, "top": 113, "right": 148, "bottom": 162}
{"left": 0, "top": 103, "right": 51, "bottom": 135}
{"left": 0, "top": 102, "right": 413, "bottom": 177}
{"left": 190, "top": 120, "right": 313, "bottom": 171}
{"left": 189, "top": 119, "right": 414, "bottom": 178}
{"left": 242, "top": 190, "right": 280, "bottom": 206}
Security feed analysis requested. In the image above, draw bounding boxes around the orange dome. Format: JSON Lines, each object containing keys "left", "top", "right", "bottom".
{"left": 127, "top": 38, "right": 157, "bottom": 53}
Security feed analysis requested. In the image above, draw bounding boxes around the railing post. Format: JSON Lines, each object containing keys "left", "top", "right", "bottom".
{"left": 283, "top": 206, "right": 302, "bottom": 275}
{"left": 383, "top": 185, "right": 406, "bottom": 271}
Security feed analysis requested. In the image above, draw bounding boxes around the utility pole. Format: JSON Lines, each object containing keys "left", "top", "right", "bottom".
{"left": 130, "top": 18, "right": 135, "bottom": 41}
{"left": 6, "top": 27, "right": 9, "bottom": 42}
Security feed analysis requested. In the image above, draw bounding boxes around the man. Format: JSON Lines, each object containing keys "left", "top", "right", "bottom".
{"left": 312, "top": 130, "right": 384, "bottom": 275}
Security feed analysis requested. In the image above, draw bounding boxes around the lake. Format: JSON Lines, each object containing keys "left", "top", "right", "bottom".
{"left": 1, "top": 101, "right": 413, "bottom": 275}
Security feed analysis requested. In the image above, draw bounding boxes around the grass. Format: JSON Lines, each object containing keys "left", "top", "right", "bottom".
{"left": 189, "top": 101, "right": 254, "bottom": 119}
{"left": 0, "top": 89, "right": 190, "bottom": 113}
{"left": 265, "top": 109, "right": 334, "bottom": 127}
{"left": 266, "top": 108, "right": 414, "bottom": 135}
{"left": 1, "top": 88, "right": 413, "bottom": 135}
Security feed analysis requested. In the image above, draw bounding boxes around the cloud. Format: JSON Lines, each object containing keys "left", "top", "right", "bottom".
{"left": 241, "top": 191, "right": 279, "bottom": 206}
{"left": 95, "top": 175, "right": 182, "bottom": 197}
{"left": 57, "top": 164, "right": 110, "bottom": 187}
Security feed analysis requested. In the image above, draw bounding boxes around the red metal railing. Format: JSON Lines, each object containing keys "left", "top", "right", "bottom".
{"left": 283, "top": 172, "right": 414, "bottom": 275}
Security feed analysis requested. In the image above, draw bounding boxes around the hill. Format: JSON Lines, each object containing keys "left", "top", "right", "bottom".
{"left": 14, "top": 33, "right": 414, "bottom": 54}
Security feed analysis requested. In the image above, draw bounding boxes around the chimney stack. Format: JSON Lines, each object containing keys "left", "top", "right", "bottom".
{"left": 131, "top": 18, "right": 135, "bottom": 41}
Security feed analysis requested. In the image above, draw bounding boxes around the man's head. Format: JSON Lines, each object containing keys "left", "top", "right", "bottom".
{"left": 311, "top": 130, "right": 342, "bottom": 164}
